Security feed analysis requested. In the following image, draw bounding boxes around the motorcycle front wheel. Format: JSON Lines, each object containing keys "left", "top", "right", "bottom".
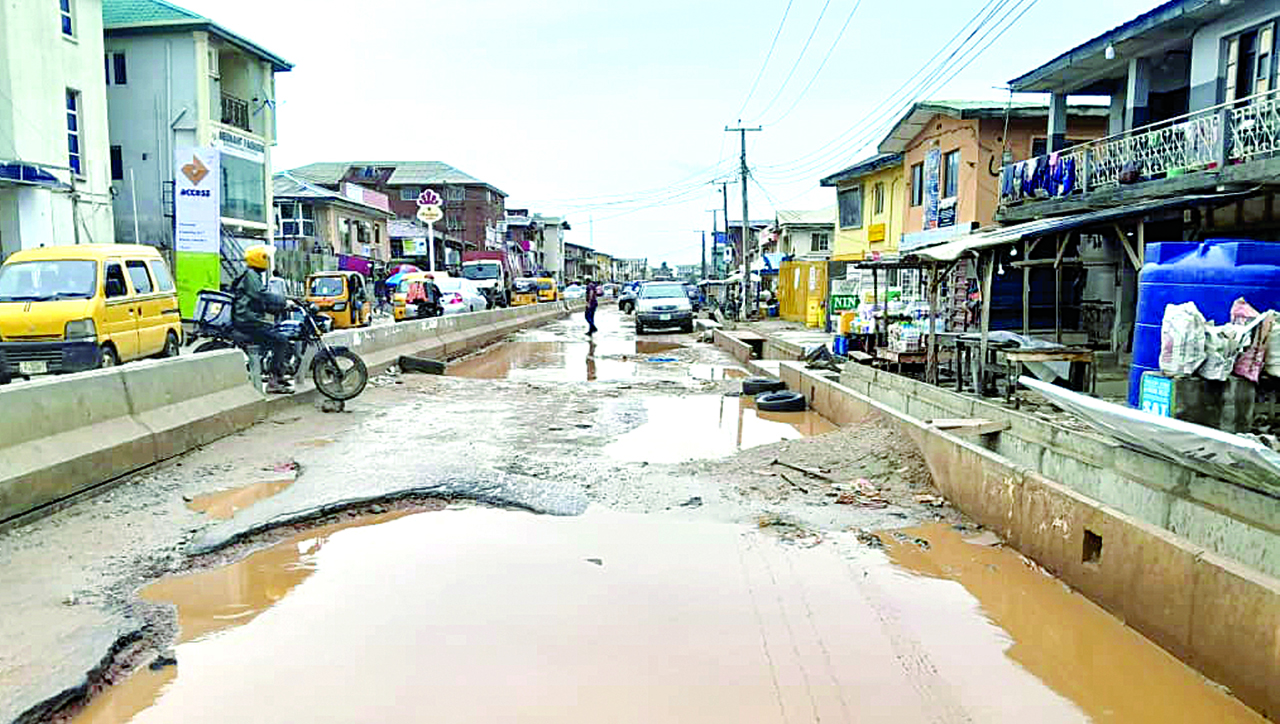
{"left": 311, "top": 348, "right": 368, "bottom": 401}
{"left": 193, "top": 340, "right": 234, "bottom": 354}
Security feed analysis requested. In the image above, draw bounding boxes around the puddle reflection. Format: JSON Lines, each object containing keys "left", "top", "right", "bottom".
{"left": 186, "top": 480, "right": 295, "bottom": 520}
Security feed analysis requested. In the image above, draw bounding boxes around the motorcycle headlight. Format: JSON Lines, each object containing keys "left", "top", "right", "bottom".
{"left": 332, "top": 302, "right": 347, "bottom": 311}
{"left": 64, "top": 318, "right": 97, "bottom": 341}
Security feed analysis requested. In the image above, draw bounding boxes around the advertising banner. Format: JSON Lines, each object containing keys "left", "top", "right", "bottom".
{"left": 923, "top": 147, "right": 941, "bottom": 230}
{"left": 174, "top": 147, "right": 222, "bottom": 315}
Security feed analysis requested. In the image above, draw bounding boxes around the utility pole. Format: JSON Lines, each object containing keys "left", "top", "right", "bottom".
{"left": 706, "top": 207, "right": 720, "bottom": 280}
{"left": 725, "top": 126, "right": 761, "bottom": 319}
{"left": 701, "top": 230, "right": 707, "bottom": 281}
{"left": 719, "top": 182, "right": 730, "bottom": 279}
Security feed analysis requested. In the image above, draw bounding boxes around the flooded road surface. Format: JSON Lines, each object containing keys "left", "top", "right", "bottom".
{"left": 72, "top": 508, "right": 1263, "bottom": 724}
{"left": 447, "top": 335, "right": 728, "bottom": 382}
{"left": 605, "top": 395, "right": 837, "bottom": 463}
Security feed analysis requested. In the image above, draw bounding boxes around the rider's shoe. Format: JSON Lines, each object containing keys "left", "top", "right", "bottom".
{"left": 266, "top": 379, "right": 295, "bottom": 395}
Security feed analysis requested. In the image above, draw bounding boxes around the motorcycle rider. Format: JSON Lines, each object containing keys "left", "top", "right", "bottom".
{"left": 231, "top": 246, "right": 293, "bottom": 394}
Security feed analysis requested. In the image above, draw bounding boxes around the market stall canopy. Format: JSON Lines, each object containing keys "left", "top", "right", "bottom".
{"left": 904, "top": 194, "right": 1240, "bottom": 264}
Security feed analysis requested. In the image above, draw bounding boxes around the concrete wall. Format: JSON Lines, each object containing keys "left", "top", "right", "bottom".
{"left": 777, "top": 361, "right": 1280, "bottom": 720}
{"left": 0, "top": 300, "right": 580, "bottom": 527}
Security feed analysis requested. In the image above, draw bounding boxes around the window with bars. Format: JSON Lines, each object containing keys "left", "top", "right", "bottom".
{"left": 66, "top": 89, "right": 82, "bottom": 176}
{"left": 399, "top": 187, "right": 419, "bottom": 201}
{"left": 276, "top": 202, "right": 316, "bottom": 238}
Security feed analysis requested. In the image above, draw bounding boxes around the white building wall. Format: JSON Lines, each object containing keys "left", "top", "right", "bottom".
{"left": 0, "top": 0, "right": 115, "bottom": 259}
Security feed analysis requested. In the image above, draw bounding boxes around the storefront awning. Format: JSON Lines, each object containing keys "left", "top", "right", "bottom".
{"left": 0, "top": 162, "right": 67, "bottom": 190}
{"left": 905, "top": 194, "right": 1243, "bottom": 264}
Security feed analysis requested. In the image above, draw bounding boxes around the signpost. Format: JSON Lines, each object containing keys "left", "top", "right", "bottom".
{"left": 416, "top": 190, "right": 443, "bottom": 271}
{"left": 174, "top": 147, "right": 221, "bottom": 316}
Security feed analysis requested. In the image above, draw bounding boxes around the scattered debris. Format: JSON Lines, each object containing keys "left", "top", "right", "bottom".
{"left": 771, "top": 459, "right": 840, "bottom": 484}
{"left": 855, "top": 529, "right": 885, "bottom": 549}
{"left": 149, "top": 654, "right": 178, "bottom": 671}
{"left": 585, "top": 558, "right": 604, "bottom": 566}
{"left": 319, "top": 399, "right": 345, "bottom": 413}
{"left": 678, "top": 496, "right": 703, "bottom": 508}
{"left": 914, "top": 494, "right": 947, "bottom": 507}
{"left": 398, "top": 356, "right": 447, "bottom": 375}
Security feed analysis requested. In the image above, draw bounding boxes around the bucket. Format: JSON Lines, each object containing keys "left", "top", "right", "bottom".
{"left": 832, "top": 335, "right": 850, "bottom": 356}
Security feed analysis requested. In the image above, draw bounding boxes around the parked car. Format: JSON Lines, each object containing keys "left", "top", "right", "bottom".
{"left": 683, "top": 283, "right": 702, "bottom": 312}
{"left": 436, "top": 278, "right": 488, "bottom": 314}
{"left": 618, "top": 282, "right": 641, "bottom": 314}
{"left": 0, "top": 244, "right": 183, "bottom": 382}
{"left": 634, "top": 282, "right": 694, "bottom": 334}
{"left": 535, "top": 277, "right": 558, "bottom": 302}
{"left": 563, "top": 284, "right": 586, "bottom": 300}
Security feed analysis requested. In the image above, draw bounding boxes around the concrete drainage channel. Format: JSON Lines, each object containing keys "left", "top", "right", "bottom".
{"left": 0, "top": 300, "right": 584, "bottom": 530}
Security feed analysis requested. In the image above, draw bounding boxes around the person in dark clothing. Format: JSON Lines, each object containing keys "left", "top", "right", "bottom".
{"left": 231, "top": 246, "right": 293, "bottom": 393}
{"left": 585, "top": 280, "right": 599, "bottom": 335}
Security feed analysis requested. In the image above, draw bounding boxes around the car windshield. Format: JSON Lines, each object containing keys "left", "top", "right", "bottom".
{"left": 309, "top": 277, "right": 345, "bottom": 297}
{"left": 437, "top": 279, "right": 466, "bottom": 293}
{"left": 462, "top": 263, "right": 500, "bottom": 280}
{"left": 514, "top": 279, "right": 538, "bottom": 293}
{"left": 537, "top": 280, "right": 553, "bottom": 290}
{"left": 0, "top": 260, "right": 98, "bottom": 301}
{"left": 640, "top": 283, "right": 685, "bottom": 299}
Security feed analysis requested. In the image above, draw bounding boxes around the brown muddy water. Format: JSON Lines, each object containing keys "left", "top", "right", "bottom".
{"left": 71, "top": 509, "right": 1263, "bottom": 724}
{"left": 185, "top": 480, "right": 295, "bottom": 520}
{"left": 605, "top": 395, "right": 837, "bottom": 463}
{"left": 447, "top": 337, "right": 741, "bottom": 383}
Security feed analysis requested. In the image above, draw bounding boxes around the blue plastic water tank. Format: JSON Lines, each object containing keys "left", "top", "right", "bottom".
{"left": 1129, "top": 239, "right": 1280, "bottom": 406}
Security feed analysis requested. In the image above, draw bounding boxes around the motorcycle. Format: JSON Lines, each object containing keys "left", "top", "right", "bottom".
{"left": 190, "top": 291, "right": 368, "bottom": 401}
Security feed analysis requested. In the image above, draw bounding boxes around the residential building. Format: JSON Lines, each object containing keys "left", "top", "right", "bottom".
{"left": 726, "top": 220, "right": 773, "bottom": 271}
{"left": 615, "top": 257, "right": 648, "bottom": 282}
{"left": 998, "top": 0, "right": 1280, "bottom": 234}
{"left": 819, "top": 154, "right": 904, "bottom": 260}
{"left": 0, "top": 0, "right": 115, "bottom": 259}
{"left": 773, "top": 208, "right": 836, "bottom": 261}
{"left": 564, "top": 242, "right": 596, "bottom": 282}
{"left": 532, "top": 214, "right": 570, "bottom": 282}
{"left": 290, "top": 161, "right": 507, "bottom": 267}
{"left": 504, "top": 209, "right": 539, "bottom": 275}
{"left": 102, "top": 0, "right": 292, "bottom": 252}
{"left": 272, "top": 173, "right": 392, "bottom": 277}
{"left": 877, "top": 100, "right": 1108, "bottom": 252}
{"left": 595, "top": 251, "right": 614, "bottom": 282}
{"left": 674, "top": 264, "right": 702, "bottom": 282}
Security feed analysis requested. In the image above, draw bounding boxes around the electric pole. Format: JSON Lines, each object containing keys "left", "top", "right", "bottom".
{"left": 700, "top": 230, "right": 707, "bottom": 281}
{"left": 726, "top": 126, "right": 761, "bottom": 319}
{"left": 706, "top": 208, "right": 720, "bottom": 280}
{"left": 719, "top": 182, "right": 729, "bottom": 279}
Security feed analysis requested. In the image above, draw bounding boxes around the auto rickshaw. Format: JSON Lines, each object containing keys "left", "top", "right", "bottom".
{"left": 393, "top": 272, "right": 449, "bottom": 321}
{"left": 305, "top": 270, "right": 372, "bottom": 328}
{"left": 536, "top": 276, "right": 558, "bottom": 302}
{"left": 511, "top": 278, "right": 540, "bottom": 306}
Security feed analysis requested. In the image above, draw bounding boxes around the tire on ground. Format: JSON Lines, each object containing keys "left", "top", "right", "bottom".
{"left": 755, "top": 390, "right": 806, "bottom": 412}
{"left": 741, "top": 376, "right": 785, "bottom": 395}
{"left": 398, "top": 355, "right": 446, "bottom": 375}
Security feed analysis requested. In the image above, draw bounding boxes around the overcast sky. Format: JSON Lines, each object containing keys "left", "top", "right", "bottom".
{"left": 181, "top": 0, "right": 1158, "bottom": 266}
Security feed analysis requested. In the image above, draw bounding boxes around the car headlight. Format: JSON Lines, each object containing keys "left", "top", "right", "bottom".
{"left": 333, "top": 302, "right": 347, "bottom": 311}
{"left": 64, "top": 318, "right": 96, "bottom": 341}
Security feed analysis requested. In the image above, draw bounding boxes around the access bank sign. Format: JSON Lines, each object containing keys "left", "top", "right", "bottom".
{"left": 174, "top": 147, "right": 222, "bottom": 316}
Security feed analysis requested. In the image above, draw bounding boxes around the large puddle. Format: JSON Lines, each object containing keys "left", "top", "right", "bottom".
{"left": 72, "top": 509, "right": 1264, "bottom": 724}
{"left": 447, "top": 335, "right": 741, "bottom": 383}
{"left": 185, "top": 480, "right": 295, "bottom": 520}
{"left": 605, "top": 395, "right": 837, "bottom": 463}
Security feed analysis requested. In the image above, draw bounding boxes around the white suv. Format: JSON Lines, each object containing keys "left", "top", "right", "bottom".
{"left": 635, "top": 282, "right": 694, "bottom": 334}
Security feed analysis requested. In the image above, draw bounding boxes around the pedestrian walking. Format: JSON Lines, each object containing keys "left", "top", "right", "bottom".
{"left": 585, "top": 280, "right": 599, "bottom": 336}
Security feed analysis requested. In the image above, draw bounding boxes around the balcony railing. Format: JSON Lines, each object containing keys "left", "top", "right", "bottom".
{"left": 999, "top": 88, "right": 1280, "bottom": 208}
{"left": 220, "top": 92, "right": 251, "bottom": 132}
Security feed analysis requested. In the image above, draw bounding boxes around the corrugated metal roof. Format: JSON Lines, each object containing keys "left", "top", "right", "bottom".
{"left": 775, "top": 207, "right": 836, "bottom": 226}
{"left": 102, "top": 0, "right": 293, "bottom": 71}
{"left": 288, "top": 161, "right": 505, "bottom": 196}
{"left": 272, "top": 173, "right": 392, "bottom": 216}
{"left": 878, "top": 99, "right": 1111, "bottom": 154}
{"left": 820, "top": 153, "right": 902, "bottom": 187}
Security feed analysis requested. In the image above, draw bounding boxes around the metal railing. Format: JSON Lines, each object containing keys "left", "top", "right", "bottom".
{"left": 999, "top": 88, "right": 1280, "bottom": 207}
{"left": 220, "top": 93, "right": 251, "bottom": 132}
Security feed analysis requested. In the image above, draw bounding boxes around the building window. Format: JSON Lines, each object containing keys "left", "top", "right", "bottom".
{"left": 60, "top": 0, "right": 74, "bottom": 37}
{"left": 399, "top": 187, "right": 419, "bottom": 202}
{"left": 837, "top": 186, "right": 863, "bottom": 229}
{"left": 66, "top": 89, "right": 82, "bottom": 176}
{"left": 446, "top": 211, "right": 464, "bottom": 231}
{"left": 873, "top": 182, "right": 885, "bottom": 215}
{"left": 911, "top": 163, "right": 923, "bottom": 207}
{"left": 445, "top": 185, "right": 465, "bottom": 203}
{"left": 220, "top": 154, "right": 266, "bottom": 223}
{"left": 811, "top": 232, "right": 830, "bottom": 252}
{"left": 110, "top": 146, "right": 123, "bottom": 181}
{"left": 942, "top": 149, "right": 960, "bottom": 199}
{"left": 277, "top": 201, "right": 315, "bottom": 238}
{"left": 340, "top": 218, "right": 352, "bottom": 253}
{"left": 1225, "top": 22, "right": 1277, "bottom": 102}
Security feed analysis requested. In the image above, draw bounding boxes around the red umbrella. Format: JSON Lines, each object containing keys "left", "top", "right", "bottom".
{"left": 387, "top": 263, "right": 420, "bottom": 277}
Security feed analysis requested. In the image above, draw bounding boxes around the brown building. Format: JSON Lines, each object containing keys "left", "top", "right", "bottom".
{"left": 288, "top": 161, "right": 507, "bottom": 266}
{"left": 877, "top": 101, "right": 1109, "bottom": 252}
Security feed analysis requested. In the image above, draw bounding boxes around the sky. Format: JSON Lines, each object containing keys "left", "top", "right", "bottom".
{"left": 179, "top": 0, "right": 1160, "bottom": 266}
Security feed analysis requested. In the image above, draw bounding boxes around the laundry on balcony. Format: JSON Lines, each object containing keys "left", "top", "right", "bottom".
{"left": 1001, "top": 154, "right": 1078, "bottom": 204}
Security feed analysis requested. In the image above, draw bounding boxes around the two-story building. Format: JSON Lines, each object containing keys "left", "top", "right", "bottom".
{"left": 596, "top": 251, "right": 615, "bottom": 282}
{"left": 773, "top": 208, "right": 836, "bottom": 261}
{"left": 819, "top": 154, "right": 904, "bottom": 261}
{"left": 563, "top": 241, "right": 596, "bottom": 282}
{"left": 615, "top": 258, "right": 647, "bottom": 282}
{"left": 272, "top": 172, "right": 392, "bottom": 278}
{"left": 289, "top": 162, "right": 507, "bottom": 268}
{"left": 1, "top": 0, "right": 115, "bottom": 259}
{"left": 102, "top": 0, "right": 292, "bottom": 254}
{"left": 533, "top": 214, "right": 569, "bottom": 282}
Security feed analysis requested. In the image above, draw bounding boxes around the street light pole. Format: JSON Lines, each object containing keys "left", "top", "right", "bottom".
{"left": 725, "top": 126, "right": 761, "bottom": 319}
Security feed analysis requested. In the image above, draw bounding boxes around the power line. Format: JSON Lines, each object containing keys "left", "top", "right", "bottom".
{"left": 749, "top": 0, "right": 835, "bottom": 123}
{"left": 737, "top": 0, "right": 798, "bottom": 121}
{"left": 762, "top": 0, "right": 866, "bottom": 127}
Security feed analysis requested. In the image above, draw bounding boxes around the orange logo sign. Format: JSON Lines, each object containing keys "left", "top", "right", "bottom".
{"left": 181, "top": 155, "right": 209, "bottom": 185}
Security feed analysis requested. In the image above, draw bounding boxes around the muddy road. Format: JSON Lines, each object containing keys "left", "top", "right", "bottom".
{"left": 0, "top": 307, "right": 1265, "bottom": 723}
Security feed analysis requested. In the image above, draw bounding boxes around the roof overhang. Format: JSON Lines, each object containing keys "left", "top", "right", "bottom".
{"left": 1008, "top": 0, "right": 1232, "bottom": 94}
{"left": 878, "top": 102, "right": 1110, "bottom": 154}
{"left": 105, "top": 21, "right": 293, "bottom": 72}
{"left": 820, "top": 153, "right": 902, "bottom": 187}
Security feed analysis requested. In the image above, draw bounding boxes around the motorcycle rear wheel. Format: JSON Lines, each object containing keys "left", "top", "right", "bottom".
{"left": 311, "top": 348, "right": 368, "bottom": 401}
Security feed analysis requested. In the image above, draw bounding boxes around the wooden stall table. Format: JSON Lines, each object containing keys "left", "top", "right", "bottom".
{"left": 876, "top": 347, "right": 927, "bottom": 376}
{"left": 1001, "top": 347, "right": 1096, "bottom": 406}
{"left": 953, "top": 335, "right": 1016, "bottom": 396}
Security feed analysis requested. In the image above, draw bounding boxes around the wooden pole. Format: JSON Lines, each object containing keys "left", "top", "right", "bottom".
{"left": 1021, "top": 237, "right": 1030, "bottom": 337}
{"left": 928, "top": 263, "right": 940, "bottom": 385}
{"left": 1055, "top": 233, "right": 1067, "bottom": 344}
{"left": 978, "top": 252, "right": 995, "bottom": 396}
{"left": 873, "top": 267, "right": 880, "bottom": 348}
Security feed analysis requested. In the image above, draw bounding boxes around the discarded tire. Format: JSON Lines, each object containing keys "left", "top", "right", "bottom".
{"left": 741, "top": 376, "right": 786, "bottom": 395}
{"left": 398, "top": 355, "right": 446, "bottom": 375}
{"left": 755, "top": 390, "right": 807, "bottom": 412}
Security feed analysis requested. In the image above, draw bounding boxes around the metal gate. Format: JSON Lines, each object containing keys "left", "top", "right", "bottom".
{"left": 778, "top": 261, "right": 827, "bottom": 324}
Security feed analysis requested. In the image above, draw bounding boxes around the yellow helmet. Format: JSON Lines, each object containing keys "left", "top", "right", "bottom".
{"left": 244, "top": 245, "right": 271, "bottom": 271}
